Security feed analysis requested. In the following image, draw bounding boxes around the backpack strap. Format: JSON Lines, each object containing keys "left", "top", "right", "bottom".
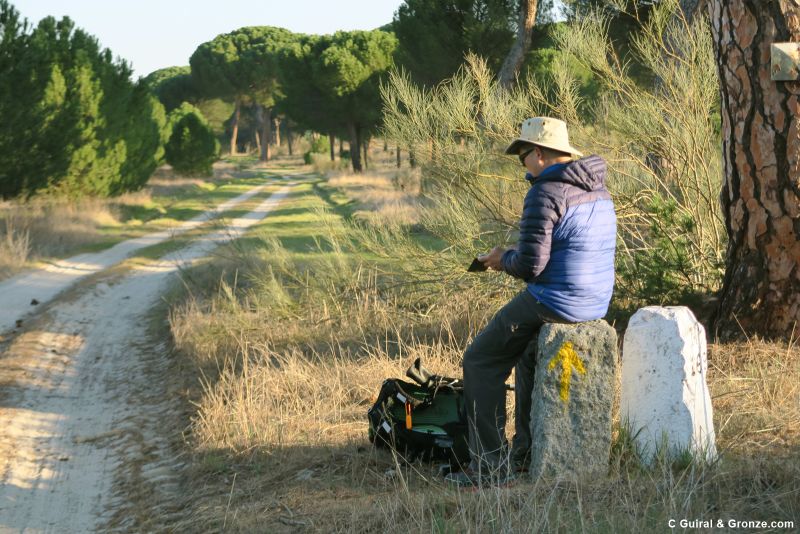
{"left": 405, "top": 358, "right": 464, "bottom": 392}
{"left": 405, "top": 357, "right": 432, "bottom": 387}
{"left": 373, "top": 378, "right": 428, "bottom": 410}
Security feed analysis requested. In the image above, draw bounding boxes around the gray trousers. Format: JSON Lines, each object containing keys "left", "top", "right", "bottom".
{"left": 462, "top": 290, "right": 569, "bottom": 470}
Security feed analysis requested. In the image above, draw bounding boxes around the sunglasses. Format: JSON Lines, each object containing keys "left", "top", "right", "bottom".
{"left": 518, "top": 147, "right": 535, "bottom": 166}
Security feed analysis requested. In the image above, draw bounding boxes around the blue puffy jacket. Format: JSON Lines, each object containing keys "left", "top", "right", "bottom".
{"left": 500, "top": 155, "right": 616, "bottom": 322}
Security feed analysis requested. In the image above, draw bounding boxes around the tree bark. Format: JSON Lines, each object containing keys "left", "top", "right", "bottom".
{"left": 498, "top": 0, "right": 538, "bottom": 89}
{"left": 396, "top": 146, "right": 401, "bottom": 168}
{"left": 330, "top": 133, "right": 336, "bottom": 161}
{"left": 710, "top": 0, "right": 800, "bottom": 339}
{"left": 264, "top": 107, "right": 272, "bottom": 161}
{"left": 347, "top": 122, "right": 363, "bottom": 173}
{"left": 230, "top": 99, "right": 241, "bottom": 156}
{"left": 363, "top": 136, "right": 370, "bottom": 170}
{"left": 255, "top": 105, "right": 272, "bottom": 162}
{"left": 273, "top": 116, "right": 281, "bottom": 146}
{"left": 286, "top": 122, "right": 294, "bottom": 156}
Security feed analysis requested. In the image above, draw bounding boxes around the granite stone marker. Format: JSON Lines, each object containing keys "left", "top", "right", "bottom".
{"left": 529, "top": 321, "right": 618, "bottom": 479}
{"left": 621, "top": 306, "right": 717, "bottom": 464}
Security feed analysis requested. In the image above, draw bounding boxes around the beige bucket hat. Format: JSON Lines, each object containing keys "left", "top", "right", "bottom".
{"left": 504, "top": 117, "right": 583, "bottom": 157}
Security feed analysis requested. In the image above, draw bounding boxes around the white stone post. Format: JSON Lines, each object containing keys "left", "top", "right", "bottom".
{"left": 621, "top": 306, "right": 717, "bottom": 464}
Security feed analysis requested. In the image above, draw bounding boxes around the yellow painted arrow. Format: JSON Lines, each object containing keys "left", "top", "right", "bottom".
{"left": 547, "top": 341, "right": 586, "bottom": 402}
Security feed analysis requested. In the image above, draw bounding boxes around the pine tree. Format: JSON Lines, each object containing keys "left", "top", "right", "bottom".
{"left": 0, "top": 6, "right": 167, "bottom": 198}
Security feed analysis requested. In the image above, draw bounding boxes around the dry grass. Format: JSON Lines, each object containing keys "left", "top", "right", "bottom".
{"left": 168, "top": 169, "right": 799, "bottom": 531}
{"left": 307, "top": 153, "right": 351, "bottom": 175}
{"left": 169, "top": 267, "right": 491, "bottom": 532}
{"left": 170, "top": 275, "right": 800, "bottom": 532}
{"left": 0, "top": 164, "right": 247, "bottom": 280}
{"left": 0, "top": 195, "right": 139, "bottom": 277}
{"left": 328, "top": 171, "right": 422, "bottom": 227}
{"left": 709, "top": 338, "right": 800, "bottom": 455}
{"left": 0, "top": 216, "right": 31, "bottom": 274}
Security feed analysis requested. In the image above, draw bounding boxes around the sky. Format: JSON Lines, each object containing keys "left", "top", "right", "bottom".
{"left": 11, "top": 0, "right": 405, "bottom": 78}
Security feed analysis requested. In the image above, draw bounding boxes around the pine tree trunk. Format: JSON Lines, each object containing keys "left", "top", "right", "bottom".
{"left": 396, "top": 146, "right": 401, "bottom": 168}
{"left": 363, "top": 137, "right": 370, "bottom": 170}
{"left": 262, "top": 107, "right": 272, "bottom": 162}
{"left": 347, "top": 122, "right": 363, "bottom": 173}
{"left": 498, "top": 0, "right": 538, "bottom": 89}
{"left": 273, "top": 116, "right": 281, "bottom": 146}
{"left": 330, "top": 133, "right": 335, "bottom": 161}
{"left": 287, "top": 122, "right": 294, "bottom": 156}
{"left": 230, "top": 99, "right": 241, "bottom": 156}
{"left": 254, "top": 104, "right": 263, "bottom": 156}
{"left": 710, "top": 0, "right": 800, "bottom": 339}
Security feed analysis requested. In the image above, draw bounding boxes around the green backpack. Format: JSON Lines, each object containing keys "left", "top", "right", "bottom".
{"left": 367, "top": 358, "right": 470, "bottom": 468}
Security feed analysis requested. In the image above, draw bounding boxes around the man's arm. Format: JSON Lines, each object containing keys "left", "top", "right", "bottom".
{"left": 500, "top": 188, "right": 561, "bottom": 281}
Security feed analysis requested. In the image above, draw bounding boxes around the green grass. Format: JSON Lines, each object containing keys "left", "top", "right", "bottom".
{"left": 233, "top": 180, "right": 346, "bottom": 260}
{"left": 84, "top": 172, "right": 336, "bottom": 286}
{"left": 114, "top": 184, "right": 294, "bottom": 263}
{"left": 244, "top": 178, "right": 427, "bottom": 269}
{"left": 66, "top": 172, "right": 287, "bottom": 259}
{"left": 108, "top": 174, "right": 281, "bottom": 234}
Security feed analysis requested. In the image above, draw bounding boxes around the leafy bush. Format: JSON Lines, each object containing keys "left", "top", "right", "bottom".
{"left": 165, "top": 103, "right": 219, "bottom": 176}
{"left": 303, "top": 134, "right": 330, "bottom": 164}
{"left": 542, "top": 0, "right": 725, "bottom": 303}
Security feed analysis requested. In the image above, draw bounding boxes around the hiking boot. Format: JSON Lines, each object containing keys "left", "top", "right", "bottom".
{"left": 510, "top": 449, "right": 531, "bottom": 473}
{"left": 443, "top": 468, "right": 516, "bottom": 489}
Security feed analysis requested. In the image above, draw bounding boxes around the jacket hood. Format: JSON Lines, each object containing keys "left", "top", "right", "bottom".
{"left": 534, "top": 155, "right": 607, "bottom": 192}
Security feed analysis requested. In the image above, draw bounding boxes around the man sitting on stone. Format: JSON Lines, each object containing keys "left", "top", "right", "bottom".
{"left": 446, "top": 117, "right": 617, "bottom": 487}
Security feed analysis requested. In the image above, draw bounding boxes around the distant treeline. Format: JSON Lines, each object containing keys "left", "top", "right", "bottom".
{"left": 143, "top": 0, "right": 553, "bottom": 174}
{"left": 0, "top": 0, "right": 623, "bottom": 199}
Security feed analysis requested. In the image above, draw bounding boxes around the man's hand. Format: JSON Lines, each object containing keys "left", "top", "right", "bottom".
{"left": 478, "top": 246, "right": 506, "bottom": 272}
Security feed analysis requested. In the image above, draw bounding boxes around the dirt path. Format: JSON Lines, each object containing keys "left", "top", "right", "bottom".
{"left": 0, "top": 178, "right": 296, "bottom": 532}
{"left": 0, "top": 179, "right": 284, "bottom": 336}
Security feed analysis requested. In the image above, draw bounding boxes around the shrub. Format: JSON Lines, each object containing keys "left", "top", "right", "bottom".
{"left": 165, "top": 103, "right": 219, "bottom": 176}
{"left": 310, "top": 134, "right": 330, "bottom": 155}
{"left": 382, "top": 0, "right": 724, "bottom": 310}
{"left": 302, "top": 134, "right": 331, "bottom": 164}
{"left": 543, "top": 0, "right": 725, "bottom": 304}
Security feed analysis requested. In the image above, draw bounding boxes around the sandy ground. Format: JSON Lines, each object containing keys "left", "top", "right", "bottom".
{"left": 0, "top": 178, "right": 296, "bottom": 532}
